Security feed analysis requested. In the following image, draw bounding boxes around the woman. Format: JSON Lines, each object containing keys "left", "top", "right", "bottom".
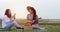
{"left": 26, "top": 6, "right": 40, "bottom": 29}
{"left": 0, "top": 9, "right": 24, "bottom": 30}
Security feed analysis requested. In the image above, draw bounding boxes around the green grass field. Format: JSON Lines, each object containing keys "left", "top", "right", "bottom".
{"left": 0, "top": 19, "right": 60, "bottom": 32}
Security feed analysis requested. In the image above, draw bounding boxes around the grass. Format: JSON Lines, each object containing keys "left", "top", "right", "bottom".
{"left": 40, "top": 25, "right": 60, "bottom": 32}
{"left": 0, "top": 19, "right": 60, "bottom": 32}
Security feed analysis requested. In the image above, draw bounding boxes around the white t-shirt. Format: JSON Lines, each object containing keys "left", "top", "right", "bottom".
{"left": 0, "top": 15, "right": 12, "bottom": 28}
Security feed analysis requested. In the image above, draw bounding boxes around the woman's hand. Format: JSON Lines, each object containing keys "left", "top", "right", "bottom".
{"left": 25, "top": 22, "right": 32, "bottom": 26}
{"left": 12, "top": 13, "right": 16, "bottom": 19}
{"left": 31, "top": 20, "right": 35, "bottom": 24}
{"left": 10, "top": 17, "right": 14, "bottom": 22}
{"left": 10, "top": 13, "right": 16, "bottom": 22}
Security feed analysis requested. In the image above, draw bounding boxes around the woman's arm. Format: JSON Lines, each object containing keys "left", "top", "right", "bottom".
{"left": 5, "top": 17, "right": 15, "bottom": 24}
{"left": 31, "top": 15, "right": 39, "bottom": 25}
{"left": 25, "top": 14, "right": 32, "bottom": 26}
{"left": 11, "top": 13, "right": 16, "bottom": 19}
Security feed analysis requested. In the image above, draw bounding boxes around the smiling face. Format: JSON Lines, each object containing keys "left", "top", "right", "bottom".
{"left": 27, "top": 6, "right": 36, "bottom": 20}
{"left": 27, "top": 6, "right": 34, "bottom": 15}
{"left": 28, "top": 8, "right": 34, "bottom": 14}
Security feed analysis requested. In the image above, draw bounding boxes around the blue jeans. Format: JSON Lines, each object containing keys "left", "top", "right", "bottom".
{"left": 32, "top": 24, "right": 39, "bottom": 27}
{"left": 32, "top": 24, "right": 40, "bottom": 30}
{"left": 2, "top": 20, "right": 23, "bottom": 30}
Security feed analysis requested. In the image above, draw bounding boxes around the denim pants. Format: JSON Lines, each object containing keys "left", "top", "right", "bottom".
{"left": 2, "top": 20, "right": 22, "bottom": 30}
{"left": 32, "top": 24, "right": 40, "bottom": 30}
{"left": 32, "top": 24, "right": 39, "bottom": 28}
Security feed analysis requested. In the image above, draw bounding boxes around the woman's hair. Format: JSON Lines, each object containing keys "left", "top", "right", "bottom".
{"left": 5, "top": 9, "right": 11, "bottom": 18}
{"left": 27, "top": 6, "right": 36, "bottom": 20}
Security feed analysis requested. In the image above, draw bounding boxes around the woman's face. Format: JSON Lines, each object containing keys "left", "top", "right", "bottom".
{"left": 28, "top": 9, "right": 34, "bottom": 14}
{"left": 8, "top": 10, "right": 11, "bottom": 15}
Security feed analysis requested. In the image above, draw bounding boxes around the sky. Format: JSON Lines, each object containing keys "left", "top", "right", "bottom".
{"left": 0, "top": 0, "right": 60, "bottom": 19}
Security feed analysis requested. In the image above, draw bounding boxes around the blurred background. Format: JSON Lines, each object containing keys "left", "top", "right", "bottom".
{"left": 0, "top": 0, "right": 60, "bottom": 19}
{"left": 0, "top": 0, "right": 60, "bottom": 32}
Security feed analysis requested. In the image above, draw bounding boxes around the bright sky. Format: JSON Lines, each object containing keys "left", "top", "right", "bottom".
{"left": 0, "top": 0, "right": 60, "bottom": 19}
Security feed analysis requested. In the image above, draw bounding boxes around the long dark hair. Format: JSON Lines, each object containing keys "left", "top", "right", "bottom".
{"left": 27, "top": 6, "right": 36, "bottom": 20}
{"left": 5, "top": 9, "right": 11, "bottom": 18}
